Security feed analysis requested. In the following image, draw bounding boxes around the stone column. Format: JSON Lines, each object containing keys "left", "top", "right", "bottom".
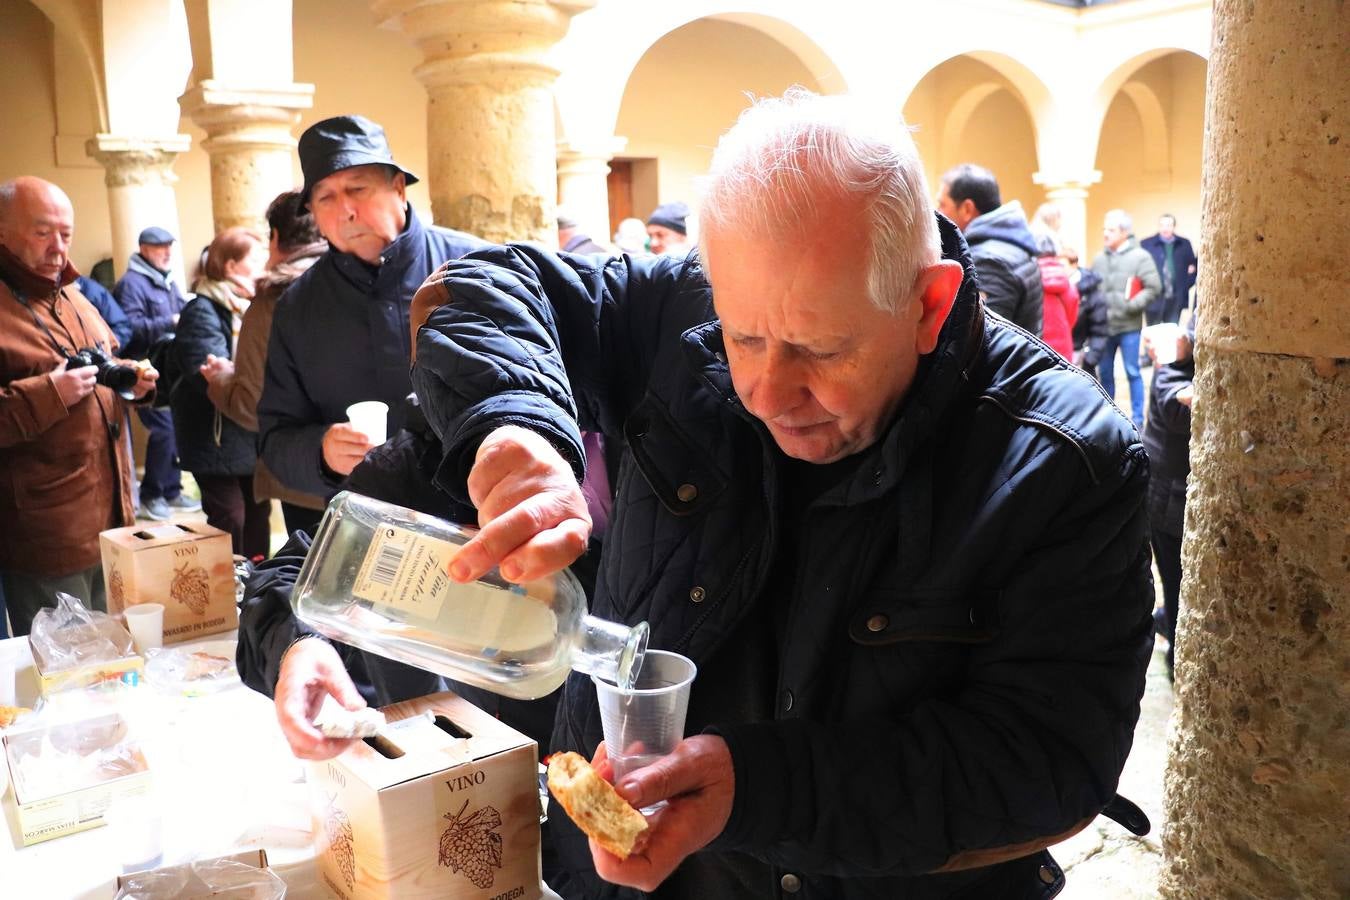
{"left": 86, "top": 134, "right": 192, "bottom": 284}
{"left": 372, "top": 0, "right": 597, "bottom": 244}
{"left": 1161, "top": 3, "right": 1349, "bottom": 899}
{"left": 1031, "top": 172, "right": 1100, "bottom": 258}
{"left": 179, "top": 81, "right": 315, "bottom": 235}
{"left": 557, "top": 136, "right": 626, "bottom": 247}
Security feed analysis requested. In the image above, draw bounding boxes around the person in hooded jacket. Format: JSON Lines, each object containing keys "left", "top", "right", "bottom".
{"left": 266, "top": 91, "right": 1154, "bottom": 899}
{"left": 172, "top": 227, "right": 271, "bottom": 558}
{"left": 1036, "top": 248, "right": 1079, "bottom": 359}
{"left": 937, "top": 164, "right": 1044, "bottom": 336}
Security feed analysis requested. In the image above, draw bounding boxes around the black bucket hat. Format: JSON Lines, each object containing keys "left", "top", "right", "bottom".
{"left": 298, "top": 115, "right": 419, "bottom": 207}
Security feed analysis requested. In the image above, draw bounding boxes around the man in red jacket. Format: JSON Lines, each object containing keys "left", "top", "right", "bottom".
{"left": 0, "top": 177, "right": 158, "bottom": 634}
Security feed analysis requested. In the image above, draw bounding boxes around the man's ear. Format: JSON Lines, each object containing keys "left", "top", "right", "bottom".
{"left": 913, "top": 260, "right": 964, "bottom": 355}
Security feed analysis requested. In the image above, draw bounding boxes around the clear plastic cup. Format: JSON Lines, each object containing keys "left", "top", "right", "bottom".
{"left": 0, "top": 640, "right": 18, "bottom": 707}
{"left": 105, "top": 792, "right": 164, "bottom": 873}
{"left": 593, "top": 650, "right": 696, "bottom": 810}
{"left": 1143, "top": 322, "right": 1184, "bottom": 366}
{"left": 346, "top": 400, "right": 389, "bottom": 446}
{"left": 123, "top": 603, "right": 165, "bottom": 655}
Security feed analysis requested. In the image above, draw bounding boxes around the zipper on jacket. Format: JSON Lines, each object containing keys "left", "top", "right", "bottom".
{"left": 977, "top": 392, "right": 1100, "bottom": 485}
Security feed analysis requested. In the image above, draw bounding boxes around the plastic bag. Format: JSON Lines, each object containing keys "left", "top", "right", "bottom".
{"left": 4, "top": 688, "right": 147, "bottom": 800}
{"left": 29, "top": 592, "right": 134, "bottom": 673}
{"left": 114, "top": 856, "right": 286, "bottom": 899}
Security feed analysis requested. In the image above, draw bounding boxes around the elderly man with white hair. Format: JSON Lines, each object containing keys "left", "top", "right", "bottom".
{"left": 1092, "top": 209, "right": 1162, "bottom": 430}
{"left": 276, "top": 90, "right": 1154, "bottom": 898}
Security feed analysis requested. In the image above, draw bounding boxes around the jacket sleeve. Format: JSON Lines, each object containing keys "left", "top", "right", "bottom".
{"left": 173, "top": 300, "right": 230, "bottom": 399}
{"left": 710, "top": 440, "right": 1155, "bottom": 877}
{"left": 115, "top": 278, "right": 173, "bottom": 359}
{"left": 411, "top": 244, "right": 691, "bottom": 505}
{"left": 1149, "top": 362, "right": 1194, "bottom": 435}
{"left": 0, "top": 371, "right": 70, "bottom": 447}
{"left": 207, "top": 299, "right": 266, "bottom": 431}
{"left": 82, "top": 280, "right": 133, "bottom": 350}
{"left": 257, "top": 292, "right": 340, "bottom": 498}
{"left": 973, "top": 256, "right": 1025, "bottom": 327}
{"left": 237, "top": 530, "right": 321, "bottom": 699}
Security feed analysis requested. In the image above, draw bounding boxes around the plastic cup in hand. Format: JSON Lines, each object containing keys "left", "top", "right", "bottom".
{"left": 123, "top": 603, "right": 165, "bottom": 655}
{"left": 346, "top": 400, "right": 389, "bottom": 446}
{"left": 105, "top": 793, "right": 164, "bottom": 873}
{"left": 1143, "top": 323, "right": 1184, "bottom": 366}
{"left": 0, "top": 640, "right": 18, "bottom": 707}
{"left": 593, "top": 649, "right": 696, "bottom": 813}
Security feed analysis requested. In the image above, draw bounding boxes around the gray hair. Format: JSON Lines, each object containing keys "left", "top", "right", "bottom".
{"left": 0, "top": 180, "right": 16, "bottom": 225}
{"left": 1104, "top": 208, "right": 1133, "bottom": 233}
{"left": 698, "top": 88, "right": 940, "bottom": 313}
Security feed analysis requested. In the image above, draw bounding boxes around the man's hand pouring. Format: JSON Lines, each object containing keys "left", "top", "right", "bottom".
{"left": 447, "top": 425, "right": 592, "bottom": 584}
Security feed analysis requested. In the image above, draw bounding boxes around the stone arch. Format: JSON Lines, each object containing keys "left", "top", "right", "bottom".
{"left": 1119, "top": 80, "right": 1171, "bottom": 175}
{"left": 29, "top": 0, "right": 108, "bottom": 133}
{"left": 605, "top": 14, "right": 829, "bottom": 229}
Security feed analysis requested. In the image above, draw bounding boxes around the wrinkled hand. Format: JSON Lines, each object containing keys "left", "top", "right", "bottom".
{"left": 129, "top": 361, "right": 159, "bottom": 400}
{"left": 51, "top": 360, "right": 97, "bottom": 408}
{"left": 322, "top": 422, "right": 375, "bottom": 476}
{"left": 449, "top": 425, "right": 591, "bottom": 584}
{"left": 274, "top": 637, "right": 367, "bottom": 760}
{"left": 588, "top": 736, "right": 735, "bottom": 891}
{"left": 199, "top": 354, "right": 234, "bottom": 383}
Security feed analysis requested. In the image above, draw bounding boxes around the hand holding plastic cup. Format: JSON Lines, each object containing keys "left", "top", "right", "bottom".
{"left": 346, "top": 400, "right": 389, "bottom": 447}
{"left": 593, "top": 649, "right": 697, "bottom": 813}
{"left": 123, "top": 603, "right": 165, "bottom": 655}
{"left": 1143, "top": 322, "right": 1184, "bottom": 366}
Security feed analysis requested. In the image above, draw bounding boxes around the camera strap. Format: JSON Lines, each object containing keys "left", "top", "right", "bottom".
{"left": 12, "top": 289, "right": 121, "bottom": 437}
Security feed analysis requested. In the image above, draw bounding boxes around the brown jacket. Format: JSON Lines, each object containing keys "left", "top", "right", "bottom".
{"left": 0, "top": 280, "right": 136, "bottom": 576}
{"left": 206, "top": 243, "right": 326, "bottom": 509}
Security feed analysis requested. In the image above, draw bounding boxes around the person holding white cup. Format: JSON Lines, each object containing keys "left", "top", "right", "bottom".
{"left": 345, "top": 400, "right": 389, "bottom": 447}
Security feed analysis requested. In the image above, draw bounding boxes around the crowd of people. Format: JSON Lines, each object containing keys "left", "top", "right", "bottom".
{"left": 1, "top": 88, "right": 1200, "bottom": 896}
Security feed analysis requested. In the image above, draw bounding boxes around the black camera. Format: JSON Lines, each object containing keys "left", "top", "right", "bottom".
{"left": 68, "top": 347, "right": 139, "bottom": 400}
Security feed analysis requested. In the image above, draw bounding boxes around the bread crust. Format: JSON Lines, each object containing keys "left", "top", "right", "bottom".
{"left": 546, "top": 751, "right": 648, "bottom": 859}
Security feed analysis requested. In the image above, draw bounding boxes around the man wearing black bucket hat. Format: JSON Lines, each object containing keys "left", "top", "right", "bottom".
{"left": 257, "top": 115, "right": 486, "bottom": 532}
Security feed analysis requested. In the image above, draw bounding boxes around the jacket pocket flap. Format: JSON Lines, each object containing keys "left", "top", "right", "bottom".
{"left": 849, "top": 588, "right": 1001, "bottom": 646}
{"left": 624, "top": 394, "right": 726, "bottom": 517}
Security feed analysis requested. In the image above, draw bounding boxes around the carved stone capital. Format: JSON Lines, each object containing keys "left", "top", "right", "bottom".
{"left": 85, "top": 135, "right": 192, "bottom": 188}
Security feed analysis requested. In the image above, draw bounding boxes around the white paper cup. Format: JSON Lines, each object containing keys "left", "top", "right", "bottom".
{"left": 1143, "top": 323, "right": 1184, "bottom": 366}
{"left": 593, "top": 650, "right": 696, "bottom": 811}
{"left": 123, "top": 603, "right": 165, "bottom": 655}
{"left": 105, "top": 793, "right": 164, "bottom": 873}
{"left": 346, "top": 400, "right": 389, "bottom": 446}
{"left": 0, "top": 641, "right": 18, "bottom": 707}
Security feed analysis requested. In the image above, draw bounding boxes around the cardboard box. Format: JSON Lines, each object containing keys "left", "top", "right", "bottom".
{"left": 117, "top": 850, "right": 277, "bottom": 896}
{"left": 307, "top": 691, "right": 542, "bottom": 900}
{"left": 4, "top": 709, "right": 151, "bottom": 845}
{"left": 27, "top": 616, "right": 144, "bottom": 696}
{"left": 100, "top": 522, "right": 237, "bottom": 644}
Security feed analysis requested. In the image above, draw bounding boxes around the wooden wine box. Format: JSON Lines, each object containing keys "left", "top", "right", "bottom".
{"left": 306, "top": 690, "right": 542, "bottom": 900}
{"left": 99, "top": 521, "right": 237, "bottom": 644}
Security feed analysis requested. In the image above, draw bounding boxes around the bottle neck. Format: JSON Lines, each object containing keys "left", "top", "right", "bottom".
{"left": 570, "top": 614, "right": 649, "bottom": 690}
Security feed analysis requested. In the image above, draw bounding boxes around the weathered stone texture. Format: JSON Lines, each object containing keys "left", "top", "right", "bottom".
{"left": 1162, "top": 348, "right": 1349, "bottom": 899}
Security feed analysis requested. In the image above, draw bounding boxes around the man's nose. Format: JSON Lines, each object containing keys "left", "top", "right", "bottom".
{"left": 747, "top": 348, "right": 805, "bottom": 420}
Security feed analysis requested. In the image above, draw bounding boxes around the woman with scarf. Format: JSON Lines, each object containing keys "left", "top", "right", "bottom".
{"left": 171, "top": 227, "right": 270, "bottom": 558}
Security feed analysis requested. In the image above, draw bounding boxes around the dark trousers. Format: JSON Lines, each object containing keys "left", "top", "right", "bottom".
{"left": 197, "top": 473, "right": 272, "bottom": 560}
{"left": 281, "top": 501, "right": 325, "bottom": 539}
{"left": 136, "top": 406, "right": 182, "bottom": 503}
{"left": 2, "top": 564, "right": 106, "bottom": 638}
{"left": 1151, "top": 526, "right": 1183, "bottom": 676}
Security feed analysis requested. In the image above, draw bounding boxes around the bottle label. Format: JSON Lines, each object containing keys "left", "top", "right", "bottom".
{"left": 352, "top": 525, "right": 458, "bottom": 619}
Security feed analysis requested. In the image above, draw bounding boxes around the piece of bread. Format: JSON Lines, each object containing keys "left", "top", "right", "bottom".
{"left": 185, "top": 651, "right": 233, "bottom": 680}
{"left": 547, "top": 751, "right": 648, "bottom": 859}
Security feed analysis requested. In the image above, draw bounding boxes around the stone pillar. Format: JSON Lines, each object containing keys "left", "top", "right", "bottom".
{"left": 1161, "top": 3, "right": 1349, "bottom": 899}
{"left": 1031, "top": 172, "right": 1100, "bottom": 258}
{"left": 179, "top": 82, "right": 315, "bottom": 235}
{"left": 86, "top": 134, "right": 192, "bottom": 284}
{"left": 557, "top": 136, "right": 626, "bottom": 247}
{"left": 372, "top": 0, "right": 597, "bottom": 244}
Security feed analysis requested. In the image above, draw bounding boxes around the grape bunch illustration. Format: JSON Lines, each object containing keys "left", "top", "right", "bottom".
{"left": 108, "top": 566, "right": 125, "bottom": 608}
{"left": 438, "top": 799, "right": 503, "bottom": 889}
{"left": 324, "top": 793, "right": 356, "bottom": 889}
{"left": 170, "top": 561, "right": 211, "bottom": 615}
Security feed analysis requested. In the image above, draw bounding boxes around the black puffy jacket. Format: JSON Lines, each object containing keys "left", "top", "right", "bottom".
{"left": 411, "top": 217, "right": 1153, "bottom": 899}
{"left": 964, "top": 203, "right": 1044, "bottom": 336}
{"left": 171, "top": 290, "right": 256, "bottom": 476}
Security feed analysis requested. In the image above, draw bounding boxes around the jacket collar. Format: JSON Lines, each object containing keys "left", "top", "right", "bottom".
{"left": 127, "top": 252, "right": 176, "bottom": 289}
{"left": 329, "top": 203, "right": 424, "bottom": 291}
{"left": 681, "top": 212, "right": 984, "bottom": 500}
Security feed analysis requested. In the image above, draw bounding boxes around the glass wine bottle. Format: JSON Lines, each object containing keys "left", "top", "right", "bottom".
{"left": 291, "top": 491, "right": 647, "bottom": 700}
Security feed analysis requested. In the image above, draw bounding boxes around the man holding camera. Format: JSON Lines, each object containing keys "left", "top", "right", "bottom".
{"left": 0, "top": 176, "right": 158, "bottom": 635}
